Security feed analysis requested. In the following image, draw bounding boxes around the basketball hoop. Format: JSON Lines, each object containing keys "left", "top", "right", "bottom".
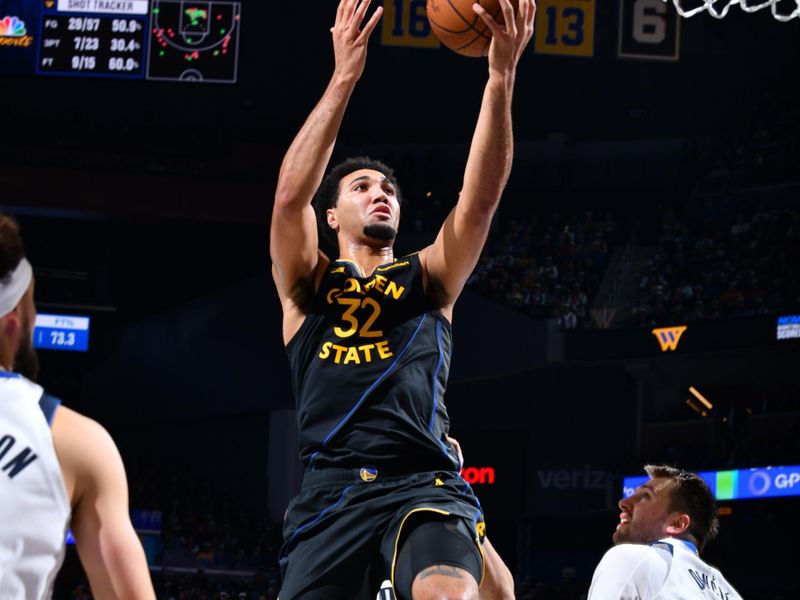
{"left": 665, "top": 0, "right": 800, "bottom": 21}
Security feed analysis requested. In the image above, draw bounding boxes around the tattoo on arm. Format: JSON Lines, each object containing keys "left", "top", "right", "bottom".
{"left": 419, "top": 565, "right": 465, "bottom": 580}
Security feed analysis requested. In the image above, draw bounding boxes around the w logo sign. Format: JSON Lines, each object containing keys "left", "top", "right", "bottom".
{"left": 651, "top": 326, "right": 687, "bottom": 352}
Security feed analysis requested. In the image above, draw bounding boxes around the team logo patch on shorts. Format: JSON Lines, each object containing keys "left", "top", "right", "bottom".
{"left": 360, "top": 466, "right": 378, "bottom": 482}
{"left": 476, "top": 521, "right": 486, "bottom": 539}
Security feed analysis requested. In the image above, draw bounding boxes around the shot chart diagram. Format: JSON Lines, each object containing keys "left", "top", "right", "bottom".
{"left": 146, "top": 0, "right": 241, "bottom": 83}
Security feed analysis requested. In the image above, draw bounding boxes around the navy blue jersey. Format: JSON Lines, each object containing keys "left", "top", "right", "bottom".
{"left": 286, "top": 253, "right": 460, "bottom": 472}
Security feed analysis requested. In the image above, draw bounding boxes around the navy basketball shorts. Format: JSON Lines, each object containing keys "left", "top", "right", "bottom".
{"left": 278, "top": 468, "right": 486, "bottom": 600}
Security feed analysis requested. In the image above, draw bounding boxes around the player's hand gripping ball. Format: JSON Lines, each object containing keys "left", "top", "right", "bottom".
{"left": 427, "top": 0, "right": 520, "bottom": 57}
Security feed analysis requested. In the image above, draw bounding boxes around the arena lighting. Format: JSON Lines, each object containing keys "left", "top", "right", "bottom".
{"left": 688, "top": 386, "right": 713, "bottom": 410}
{"left": 685, "top": 397, "right": 708, "bottom": 418}
{"left": 623, "top": 465, "right": 800, "bottom": 501}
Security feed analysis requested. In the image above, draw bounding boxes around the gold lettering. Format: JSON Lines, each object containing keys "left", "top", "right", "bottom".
{"left": 344, "top": 346, "right": 361, "bottom": 364}
{"left": 332, "top": 344, "right": 347, "bottom": 364}
{"left": 358, "top": 344, "right": 374, "bottom": 362}
{"left": 376, "top": 260, "right": 409, "bottom": 273}
{"left": 326, "top": 288, "right": 342, "bottom": 304}
{"left": 373, "top": 275, "right": 387, "bottom": 293}
{"left": 318, "top": 340, "right": 394, "bottom": 364}
{"left": 376, "top": 340, "right": 393, "bottom": 359}
{"left": 343, "top": 278, "right": 362, "bottom": 294}
{"left": 385, "top": 281, "right": 405, "bottom": 300}
{"left": 318, "top": 341, "right": 332, "bottom": 359}
{"left": 0, "top": 36, "right": 33, "bottom": 47}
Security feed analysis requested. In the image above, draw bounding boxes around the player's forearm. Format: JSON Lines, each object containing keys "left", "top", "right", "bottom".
{"left": 75, "top": 522, "right": 156, "bottom": 600}
{"left": 275, "top": 74, "right": 358, "bottom": 210}
{"left": 480, "top": 537, "right": 515, "bottom": 600}
{"left": 461, "top": 74, "right": 514, "bottom": 216}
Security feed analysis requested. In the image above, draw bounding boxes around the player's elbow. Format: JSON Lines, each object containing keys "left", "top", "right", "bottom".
{"left": 274, "top": 184, "right": 309, "bottom": 214}
{"left": 460, "top": 200, "right": 499, "bottom": 226}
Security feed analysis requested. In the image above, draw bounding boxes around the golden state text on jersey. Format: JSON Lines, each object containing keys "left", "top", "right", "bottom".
{"left": 286, "top": 254, "right": 460, "bottom": 473}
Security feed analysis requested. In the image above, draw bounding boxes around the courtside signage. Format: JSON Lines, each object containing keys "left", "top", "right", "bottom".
{"left": 624, "top": 465, "right": 800, "bottom": 501}
{"left": 33, "top": 313, "right": 90, "bottom": 352}
{"left": 652, "top": 325, "right": 687, "bottom": 351}
{"left": 460, "top": 466, "right": 495, "bottom": 485}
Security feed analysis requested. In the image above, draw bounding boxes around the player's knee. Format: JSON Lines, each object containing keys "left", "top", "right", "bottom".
{"left": 411, "top": 566, "right": 480, "bottom": 600}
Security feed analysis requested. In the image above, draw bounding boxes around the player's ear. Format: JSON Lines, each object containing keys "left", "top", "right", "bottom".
{"left": 1, "top": 309, "right": 21, "bottom": 337}
{"left": 326, "top": 208, "right": 339, "bottom": 230}
{"left": 665, "top": 512, "right": 690, "bottom": 537}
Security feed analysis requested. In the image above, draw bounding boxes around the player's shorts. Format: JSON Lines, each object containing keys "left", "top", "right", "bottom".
{"left": 278, "top": 467, "right": 486, "bottom": 600}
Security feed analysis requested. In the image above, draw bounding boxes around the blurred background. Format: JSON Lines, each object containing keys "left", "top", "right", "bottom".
{"left": 1, "top": 0, "right": 799, "bottom": 597}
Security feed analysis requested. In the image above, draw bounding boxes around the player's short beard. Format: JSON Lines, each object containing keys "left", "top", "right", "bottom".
{"left": 363, "top": 223, "right": 396, "bottom": 242}
{"left": 14, "top": 331, "right": 40, "bottom": 382}
{"left": 612, "top": 529, "right": 627, "bottom": 545}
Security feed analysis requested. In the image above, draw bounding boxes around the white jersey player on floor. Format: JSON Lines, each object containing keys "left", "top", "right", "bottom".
{"left": 588, "top": 464, "right": 743, "bottom": 600}
{"left": 0, "top": 211, "right": 155, "bottom": 599}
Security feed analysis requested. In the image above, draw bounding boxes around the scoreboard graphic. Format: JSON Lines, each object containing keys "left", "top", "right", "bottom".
{"left": 0, "top": 0, "right": 240, "bottom": 82}
{"left": 624, "top": 465, "right": 800, "bottom": 501}
{"left": 33, "top": 313, "right": 90, "bottom": 352}
{"left": 147, "top": 0, "right": 241, "bottom": 82}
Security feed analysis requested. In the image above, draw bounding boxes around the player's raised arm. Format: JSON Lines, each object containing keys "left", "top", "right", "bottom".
{"left": 53, "top": 407, "right": 156, "bottom": 600}
{"left": 270, "top": 0, "right": 382, "bottom": 324}
{"left": 421, "top": 0, "right": 535, "bottom": 313}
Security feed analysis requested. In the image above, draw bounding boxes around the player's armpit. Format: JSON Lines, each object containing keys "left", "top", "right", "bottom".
{"left": 53, "top": 407, "right": 156, "bottom": 600}
{"left": 270, "top": 203, "right": 325, "bottom": 302}
{"left": 420, "top": 203, "right": 495, "bottom": 314}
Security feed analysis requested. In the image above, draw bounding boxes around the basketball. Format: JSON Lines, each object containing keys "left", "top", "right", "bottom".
{"left": 426, "top": 0, "right": 518, "bottom": 57}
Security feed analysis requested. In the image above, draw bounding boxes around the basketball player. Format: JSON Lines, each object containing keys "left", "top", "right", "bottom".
{"left": 0, "top": 212, "right": 155, "bottom": 599}
{"left": 269, "top": 0, "right": 534, "bottom": 597}
{"left": 588, "top": 465, "right": 743, "bottom": 599}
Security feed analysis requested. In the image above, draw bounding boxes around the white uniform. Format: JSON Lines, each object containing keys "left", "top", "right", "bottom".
{"left": 588, "top": 537, "right": 743, "bottom": 600}
{"left": 0, "top": 373, "right": 70, "bottom": 600}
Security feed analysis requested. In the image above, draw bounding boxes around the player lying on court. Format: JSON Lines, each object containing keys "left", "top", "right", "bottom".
{"left": 588, "top": 465, "right": 743, "bottom": 599}
{"left": 269, "top": 0, "right": 534, "bottom": 598}
{"left": 0, "top": 211, "right": 155, "bottom": 599}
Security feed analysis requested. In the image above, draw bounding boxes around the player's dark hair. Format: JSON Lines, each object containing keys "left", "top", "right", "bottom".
{"left": 0, "top": 212, "right": 25, "bottom": 281}
{"left": 311, "top": 157, "right": 403, "bottom": 256}
{"left": 645, "top": 464, "right": 720, "bottom": 552}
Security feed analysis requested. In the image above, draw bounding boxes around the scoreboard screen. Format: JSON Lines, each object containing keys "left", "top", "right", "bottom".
{"left": 0, "top": 0, "right": 241, "bottom": 83}
{"left": 33, "top": 313, "right": 90, "bottom": 352}
{"left": 624, "top": 465, "right": 800, "bottom": 502}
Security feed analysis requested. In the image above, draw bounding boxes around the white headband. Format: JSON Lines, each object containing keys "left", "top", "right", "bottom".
{"left": 0, "top": 258, "right": 33, "bottom": 319}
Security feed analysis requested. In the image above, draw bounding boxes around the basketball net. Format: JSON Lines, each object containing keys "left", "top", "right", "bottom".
{"left": 665, "top": 0, "right": 800, "bottom": 21}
